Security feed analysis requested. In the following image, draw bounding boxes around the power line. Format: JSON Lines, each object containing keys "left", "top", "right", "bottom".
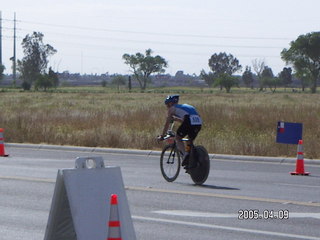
{"left": 46, "top": 35, "right": 285, "bottom": 50}
{"left": 3, "top": 18, "right": 292, "bottom": 41}
{"left": 1, "top": 31, "right": 282, "bottom": 59}
{"left": 1, "top": 16, "right": 290, "bottom": 52}
{"left": 5, "top": 23, "right": 287, "bottom": 50}
{"left": 0, "top": 11, "right": 2, "bottom": 65}
{"left": 0, "top": 15, "right": 290, "bottom": 74}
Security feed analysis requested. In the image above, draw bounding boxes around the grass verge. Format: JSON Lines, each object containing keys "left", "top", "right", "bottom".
{"left": 0, "top": 90, "right": 319, "bottom": 158}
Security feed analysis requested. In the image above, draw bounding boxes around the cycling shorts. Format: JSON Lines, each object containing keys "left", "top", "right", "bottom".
{"left": 177, "top": 115, "right": 202, "bottom": 140}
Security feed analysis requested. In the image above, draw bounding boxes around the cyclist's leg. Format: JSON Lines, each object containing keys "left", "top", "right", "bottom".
{"left": 185, "top": 125, "right": 202, "bottom": 170}
{"left": 175, "top": 135, "right": 185, "bottom": 157}
{"left": 176, "top": 117, "right": 189, "bottom": 158}
{"left": 188, "top": 125, "right": 202, "bottom": 141}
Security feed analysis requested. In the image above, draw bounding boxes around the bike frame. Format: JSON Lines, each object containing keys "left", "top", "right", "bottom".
{"left": 163, "top": 124, "right": 197, "bottom": 171}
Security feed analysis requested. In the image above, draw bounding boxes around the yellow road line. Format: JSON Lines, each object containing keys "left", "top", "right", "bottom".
{"left": 0, "top": 175, "right": 55, "bottom": 183}
{"left": 1, "top": 175, "right": 319, "bottom": 207}
{"left": 125, "top": 186, "right": 320, "bottom": 207}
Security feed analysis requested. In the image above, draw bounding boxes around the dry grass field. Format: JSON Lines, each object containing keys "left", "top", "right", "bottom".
{"left": 0, "top": 89, "right": 319, "bottom": 159}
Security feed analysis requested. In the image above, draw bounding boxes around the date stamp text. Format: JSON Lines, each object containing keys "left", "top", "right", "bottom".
{"left": 238, "top": 209, "right": 289, "bottom": 220}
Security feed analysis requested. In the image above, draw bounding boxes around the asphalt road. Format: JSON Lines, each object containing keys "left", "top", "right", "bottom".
{"left": 0, "top": 145, "right": 320, "bottom": 240}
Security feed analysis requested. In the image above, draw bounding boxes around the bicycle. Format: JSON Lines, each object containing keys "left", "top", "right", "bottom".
{"left": 158, "top": 125, "right": 210, "bottom": 185}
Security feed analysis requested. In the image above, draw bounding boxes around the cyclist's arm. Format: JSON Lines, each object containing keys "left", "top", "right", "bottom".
{"left": 161, "top": 107, "right": 175, "bottom": 136}
{"left": 172, "top": 115, "right": 183, "bottom": 123}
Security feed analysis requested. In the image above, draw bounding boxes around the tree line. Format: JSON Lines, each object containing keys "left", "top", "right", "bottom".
{"left": 0, "top": 31, "right": 319, "bottom": 93}
{"left": 199, "top": 31, "right": 320, "bottom": 93}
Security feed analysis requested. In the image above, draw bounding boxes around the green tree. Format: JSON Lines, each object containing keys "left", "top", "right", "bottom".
{"left": 295, "top": 72, "right": 310, "bottom": 91}
{"left": 34, "top": 74, "right": 51, "bottom": 91}
{"left": 278, "top": 67, "right": 292, "bottom": 90}
{"left": 201, "top": 52, "right": 242, "bottom": 88}
{"left": 281, "top": 32, "right": 320, "bottom": 93}
{"left": 34, "top": 67, "right": 59, "bottom": 91}
{"left": 17, "top": 32, "right": 57, "bottom": 90}
{"left": 278, "top": 67, "right": 292, "bottom": 89}
{"left": 242, "top": 66, "right": 254, "bottom": 89}
{"left": 261, "top": 66, "right": 274, "bottom": 79}
{"left": 101, "top": 80, "right": 107, "bottom": 87}
{"left": 122, "top": 49, "right": 167, "bottom": 90}
{"left": 208, "top": 52, "right": 242, "bottom": 75}
{"left": 261, "top": 66, "right": 280, "bottom": 92}
{"left": 262, "top": 77, "right": 282, "bottom": 93}
{"left": 214, "top": 73, "right": 239, "bottom": 93}
{"left": 200, "top": 70, "right": 215, "bottom": 87}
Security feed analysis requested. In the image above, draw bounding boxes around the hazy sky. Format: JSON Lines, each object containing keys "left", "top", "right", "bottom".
{"left": 1, "top": 0, "right": 320, "bottom": 75}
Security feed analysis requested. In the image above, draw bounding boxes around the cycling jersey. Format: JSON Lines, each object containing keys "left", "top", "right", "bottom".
{"left": 173, "top": 104, "right": 202, "bottom": 126}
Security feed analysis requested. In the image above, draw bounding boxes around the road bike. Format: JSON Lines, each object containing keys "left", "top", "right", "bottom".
{"left": 158, "top": 126, "right": 210, "bottom": 185}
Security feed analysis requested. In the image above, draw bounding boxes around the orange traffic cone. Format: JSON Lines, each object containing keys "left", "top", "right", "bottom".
{"left": 0, "top": 128, "right": 9, "bottom": 157}
{"left": 290, "top": 140, "right": 309, "bottom": 176}
{"left": 107, "top": 194, "right": 122, "bottom": 240}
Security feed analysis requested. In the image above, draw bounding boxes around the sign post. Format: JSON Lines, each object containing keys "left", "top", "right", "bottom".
{"left": 44, "top": 156, "right": 136, "bottom": 240}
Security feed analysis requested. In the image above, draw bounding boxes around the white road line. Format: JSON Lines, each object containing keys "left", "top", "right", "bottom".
{"left": 153, "top": 210, "right": 320, "bottom": 219}
{"left": 133, "top": 215, "right": 320, "bottom": 240}
{"left": 278, "top": 183, "right": 320, "bottom": 188}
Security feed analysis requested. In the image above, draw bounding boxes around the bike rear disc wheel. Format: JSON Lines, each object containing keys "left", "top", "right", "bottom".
{"left": 160, "top": 144, "right": 181, "bottom": 182}
{"left": 189, "top": 145, "right": 210, "bottom": 185}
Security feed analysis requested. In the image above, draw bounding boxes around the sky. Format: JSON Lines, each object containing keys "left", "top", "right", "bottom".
{"left": 1, "top": 0, "right": 320, "bottom": 76}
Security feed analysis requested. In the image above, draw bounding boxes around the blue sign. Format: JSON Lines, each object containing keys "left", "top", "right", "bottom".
{"left": 276, "top": 121, "right": 303, "bottom": 144}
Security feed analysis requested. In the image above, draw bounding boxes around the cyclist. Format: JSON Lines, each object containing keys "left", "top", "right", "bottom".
{"left": 160, "top": 95, "right": 202, "bottom": 167}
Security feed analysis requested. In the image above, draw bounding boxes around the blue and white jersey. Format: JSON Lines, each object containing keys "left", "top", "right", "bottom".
{"left": 174, "top": 104, "right": 202, "bottom": 125}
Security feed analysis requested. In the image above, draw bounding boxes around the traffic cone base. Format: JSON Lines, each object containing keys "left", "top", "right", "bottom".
{"left": 0, "top": 128, "right": 9, "bottom": 157}
{"left": 290, "top": 172, "right": 310, "bottom": 176}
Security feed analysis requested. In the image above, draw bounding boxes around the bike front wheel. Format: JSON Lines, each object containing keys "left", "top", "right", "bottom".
{"left": 160, "top": 144, "right": 181, "bottom": 182}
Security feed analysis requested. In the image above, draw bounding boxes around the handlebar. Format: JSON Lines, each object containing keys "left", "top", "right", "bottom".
{"left": 157, "top": 121, "right": 190, "bottom": 142}
{"left": 157, "top": 129, "right": 175, "bottom": 142}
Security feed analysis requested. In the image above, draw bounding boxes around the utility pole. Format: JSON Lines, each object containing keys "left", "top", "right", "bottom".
{"left": 0, "top": 11, "right": 2, "bottom": 65}
{"left": 12, "top": 12, "right": 16, "bottom": 86}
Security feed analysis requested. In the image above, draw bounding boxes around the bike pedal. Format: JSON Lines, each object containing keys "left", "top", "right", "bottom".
{"left": 184, "top": 163, "right": 198, "bottom": 173}
{"left": 185, "top": 167, "right": 193, "bottom": 174}
{"left": 182, "top": 159, "right": 189, "bottom": 167}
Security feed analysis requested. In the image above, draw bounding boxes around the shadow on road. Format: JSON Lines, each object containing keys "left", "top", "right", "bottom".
{"left": 176, "top": 182, "right": 240, "bottom": 190}
{"left": 196, "top": 184, "right": 240, "bottom": 190}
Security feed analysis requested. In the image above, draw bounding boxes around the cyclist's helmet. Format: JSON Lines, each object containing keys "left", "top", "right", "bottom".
{"left": 164, "top": 95, "right": 179, "bottom": 105}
